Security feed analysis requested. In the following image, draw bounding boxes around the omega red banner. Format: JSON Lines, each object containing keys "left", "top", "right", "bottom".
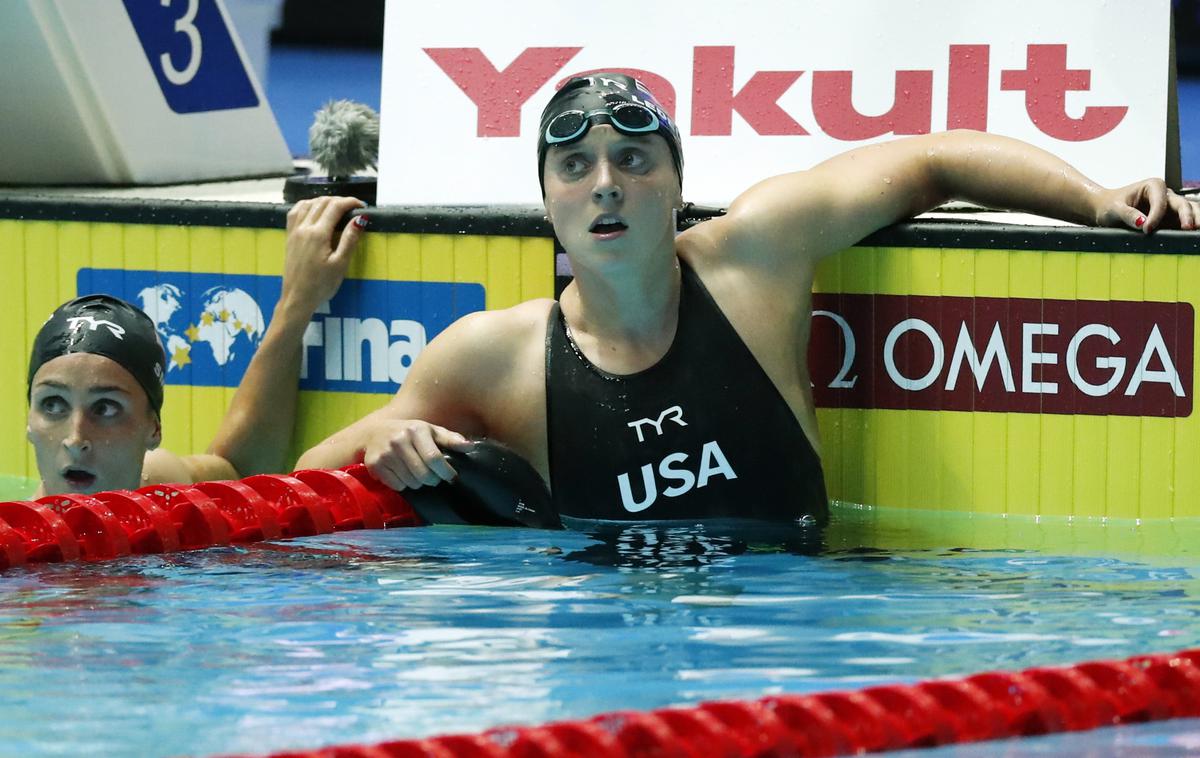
{"left": 378, "top": 0, "right": 1170, "bottom": 204}
{"left": 808, "top": 294, "right": 1194, "bottom": 417}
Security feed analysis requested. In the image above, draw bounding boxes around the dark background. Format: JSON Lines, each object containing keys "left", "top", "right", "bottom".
{"left": 1177, "top": 0, "right": 1200, "bottom": 72}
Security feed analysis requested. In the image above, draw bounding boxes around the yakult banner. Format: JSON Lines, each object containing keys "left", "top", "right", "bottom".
{"left": 378, "top": 0, "right": 1170, "bottom": 205}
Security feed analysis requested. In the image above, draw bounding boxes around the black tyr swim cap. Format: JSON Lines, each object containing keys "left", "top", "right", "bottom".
{"left": 28, "top": 295, "right": 166, "bottom": 415}
{"left": 537, "top": 73, "right": 683, "bottom": 194}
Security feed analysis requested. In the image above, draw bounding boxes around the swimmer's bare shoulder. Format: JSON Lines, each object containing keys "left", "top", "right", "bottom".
{"left": 297, "top": 298, "right": 554, "bottom": 472}
{"left": 396, "top": 298, "right": 553, "bottom": 444}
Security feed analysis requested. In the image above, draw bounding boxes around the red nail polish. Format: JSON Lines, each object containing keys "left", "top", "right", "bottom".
{"left": 353, "top": 215, "right": 369, "bottom": 229}
{"left": 1135, "top": 216, "right": 1145, "bottom": 228}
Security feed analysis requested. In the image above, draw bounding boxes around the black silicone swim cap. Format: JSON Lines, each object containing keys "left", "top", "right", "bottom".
{"left": 537, "top": 73, "right": 683, "bottom": 195}
{"left": 27, "top": 295, "right": 166, "bottom": 415}
{"left": 403, "top": 439, "right": 561, "bottom": 529}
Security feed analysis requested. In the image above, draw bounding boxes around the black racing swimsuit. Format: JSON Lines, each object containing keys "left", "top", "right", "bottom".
{"left": 545, "top": 260, "right": 828, "bottom": 523}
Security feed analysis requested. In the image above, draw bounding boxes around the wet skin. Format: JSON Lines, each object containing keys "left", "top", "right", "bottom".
{"left": 28, "top": 353, "right": 161, "bottom": 496}
{"left": 543, "top": 124, "right": 682, "bottom": 280}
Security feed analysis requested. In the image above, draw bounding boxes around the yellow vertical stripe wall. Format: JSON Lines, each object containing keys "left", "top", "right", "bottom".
{"left": 813, "top": 245, "right": 1200, "bottom": 520}
{"left": 0, "top": 221, "right": 28, "bottom": 482}
{"left": 2, "top": 214, "right": 1198, "bottom": 520}
{"left": 938, "top": 247, "right": 977, "bottom": 514}
{"left": 1073, "top": 252, "right": 1112, "bottom": 520}
{"left": 1141, "top": 253, "right": 1179, "bottom": 521}
{"left": 1039, "top": 252, "right": 1077, "bottom": 520}
{"left": 1177, "top": 255, "right": 1200, "bottom": 518}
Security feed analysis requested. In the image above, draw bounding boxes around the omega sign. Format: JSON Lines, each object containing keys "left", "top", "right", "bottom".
{"left": 808, "top": 294, "right": 1194, "bottom": 417}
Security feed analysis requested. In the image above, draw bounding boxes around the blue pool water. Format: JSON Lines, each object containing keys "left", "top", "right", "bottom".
{"left": 1, "top": 511, "right": 1199, "bottom": 757}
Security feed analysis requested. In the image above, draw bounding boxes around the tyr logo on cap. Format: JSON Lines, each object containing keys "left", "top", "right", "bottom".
{"left": 66, "top": 316, "right": 126, "bottom": 339}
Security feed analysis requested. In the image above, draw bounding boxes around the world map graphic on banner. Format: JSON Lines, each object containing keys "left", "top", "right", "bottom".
{"left": 78, "top": 269, "right": 486, "bottom": 393}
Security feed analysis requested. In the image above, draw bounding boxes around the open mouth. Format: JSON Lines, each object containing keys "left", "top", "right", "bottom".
{"left": 589, "top": 217, "right": 628, "bottom": 235}
{"left": 61, "top": 468, "right": 97, "bottom": 490}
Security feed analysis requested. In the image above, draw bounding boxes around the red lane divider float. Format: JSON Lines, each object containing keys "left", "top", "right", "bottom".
{"left": 292, "top": 469, "right": 386, "bottom": 531}
{"left": 219, "top": 649, "right": 1200, "bottom": 758}
{"left": 0, "top": 501, "right": 80, "bottom": 563}
{"left": 93, "top": 490, "right": 181, "bottom": 554}
{"left": 0, "top": 465, "right": 417, "bottom": 569}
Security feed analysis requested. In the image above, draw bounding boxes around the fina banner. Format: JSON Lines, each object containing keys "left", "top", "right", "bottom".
{"left": 79, "top": 268, "right": 484, "bottom": 394}
{"left": 378, "top": 0, "right": 1170, "bottom": 205}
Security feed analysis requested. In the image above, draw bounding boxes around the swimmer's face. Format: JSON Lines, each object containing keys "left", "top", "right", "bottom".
{"left": 28, "top": 353, "right": 161, "bottom": 495}
{"left": 543, "top": 125, "right": 682, "bottom": 261}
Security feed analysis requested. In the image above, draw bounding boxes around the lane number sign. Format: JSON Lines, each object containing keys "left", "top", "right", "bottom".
{"left": 122, "top": 0, "right": 259, "bottom": 113}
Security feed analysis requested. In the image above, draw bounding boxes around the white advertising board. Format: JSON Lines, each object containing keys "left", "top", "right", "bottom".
{"left": 378, "top": 0, "right": 1171, "bottom": 206}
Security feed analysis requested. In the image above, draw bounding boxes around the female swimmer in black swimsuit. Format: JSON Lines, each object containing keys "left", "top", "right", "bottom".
{"left": 299, "top": 74, "right": 1200, "bottom": 523}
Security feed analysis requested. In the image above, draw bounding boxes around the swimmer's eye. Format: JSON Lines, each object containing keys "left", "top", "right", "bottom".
{"left": 559, "top": 155, "right": 590, "bottom": 177}
{"left": 37, "top": 395, "right": 68, "bottom": 416}
{"left": 91, "top": 399, "right": 125, "bottom": 419}
{"left": 618, "top": 149, "right": 650, "bottom": 171}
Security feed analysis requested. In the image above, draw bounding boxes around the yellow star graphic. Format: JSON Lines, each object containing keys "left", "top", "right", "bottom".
{"left": 219, "top": 309, "right": 231, "bottom": 322}
{"left": 243, "top": 322, "right": 255, "bottom": 335}
{"left": 172, "top": 344, "right": 191, "bottom": 367}
{"left": 200, "top": 312, "right": 214, "bottom": 326}
{"left": 184, "top": 324, "right": 199, "bottom": 342}
{"left": 232, "top": 319, "right": 242, "bottom": 331}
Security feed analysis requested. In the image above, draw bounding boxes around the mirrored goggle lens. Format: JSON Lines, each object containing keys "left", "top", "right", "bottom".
{"left": 609, "top": 103, "right": 659, "bottom": 132}
{"left": 546, "top": 111, "right": 588, "bottom": 143}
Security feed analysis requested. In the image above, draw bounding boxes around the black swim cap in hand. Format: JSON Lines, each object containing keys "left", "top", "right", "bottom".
{"left": 28, "top": 295, "right": 167, "bottom": 415}
{"left": 403, "top": 439, "right": 561, "bottom": 529}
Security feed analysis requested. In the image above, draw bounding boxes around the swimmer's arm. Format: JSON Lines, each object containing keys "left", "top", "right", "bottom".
{"left": 141, "top": 448, "right": 235, "bottom": 485}
{"left": 294, "top": 311, "right": 494, "bottom": 475}
{"left": 200, "top": 197, "right": 367, "bottom": 478}
{"left": 702, "top": 130, "right": 1191, "bottom": 272}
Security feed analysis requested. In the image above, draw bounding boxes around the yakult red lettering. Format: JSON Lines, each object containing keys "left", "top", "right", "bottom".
{"left": 378, "top": 1, "right": 1166, "bottom": 204}
{"left": 423, "top": 43, "right": 1128, "bottom": 140}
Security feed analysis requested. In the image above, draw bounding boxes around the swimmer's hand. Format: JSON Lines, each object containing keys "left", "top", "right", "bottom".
{"left": 1096, "top": 178, "right": 1199, "bottom": 234}
{"left": 361, "top": 419, "right": 475, "bottom": 491}
{"left": 281, "top": 196, "right": 368, "bottom": 312}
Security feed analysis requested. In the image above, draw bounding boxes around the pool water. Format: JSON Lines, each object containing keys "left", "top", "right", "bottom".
{"left": 889, "top": 717, "right": 1200, "bottom": 756}
{"left": 1, "top": 507, "right": 1199, "bottom": 757}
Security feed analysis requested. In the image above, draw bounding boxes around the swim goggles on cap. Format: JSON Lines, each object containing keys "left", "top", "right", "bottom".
{"left": 544, "top": 102, "right": 662, "bottom": 146}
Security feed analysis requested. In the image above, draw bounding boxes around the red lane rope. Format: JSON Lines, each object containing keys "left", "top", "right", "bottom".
{"left": 219, "top": 648, "right": 1200, "bottom": 758}
{"left": 0, "top": 465, "right": 417, "bottom": 569}
{"left": 8, "top": 474, "right": 1200, "bottom": 756}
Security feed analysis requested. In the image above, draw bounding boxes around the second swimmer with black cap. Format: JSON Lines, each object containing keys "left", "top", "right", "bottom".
{"left": 298, "top": 73, "right": 1200, "bottom": 525}
{"left": 27, "top": 197, "right": 368, "bottom": 497}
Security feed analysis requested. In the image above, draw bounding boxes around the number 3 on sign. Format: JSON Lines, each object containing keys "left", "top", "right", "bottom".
{"left": 159, "top": 0, "right": 201, "bottom": 85}
{"left": 123, "top": 0, "right": 258, "bottom": 113}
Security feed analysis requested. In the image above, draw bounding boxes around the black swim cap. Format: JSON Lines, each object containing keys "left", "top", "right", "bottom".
{"left": 27, "top": 295, "right": 166, "bottom": 415}
{"left": 537, "top": 73, "right": 683, "bottom": 195}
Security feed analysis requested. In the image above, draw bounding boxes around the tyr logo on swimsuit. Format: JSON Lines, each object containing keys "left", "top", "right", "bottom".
{"left": 627, "top": 405, "right": 688, "bottom": 443}
{"left": 809, "top": 294, "right": 1194, "bottom": 417}
{"left": 618, "top": 406, "right": 738, "bottom": 513}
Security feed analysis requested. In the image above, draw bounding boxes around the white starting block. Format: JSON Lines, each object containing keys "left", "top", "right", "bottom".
{"left": 0, "top": 0, "right": 291, "bottom": 185}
